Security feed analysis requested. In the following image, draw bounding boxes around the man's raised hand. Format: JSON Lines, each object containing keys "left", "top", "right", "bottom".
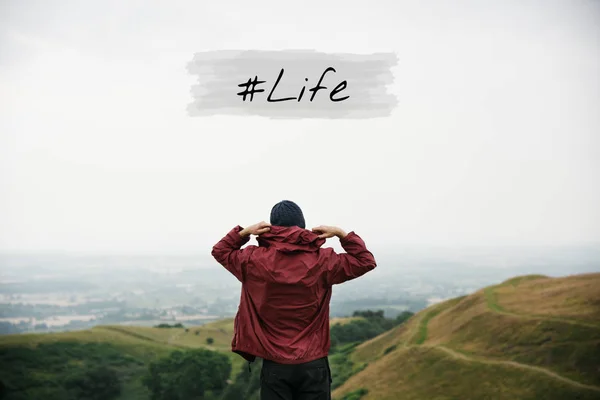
{"left": 311, "top": 225, "right": 347, "bottom": 239}
{"left": 239, "top": 221, "right": 271, "bottom": 237}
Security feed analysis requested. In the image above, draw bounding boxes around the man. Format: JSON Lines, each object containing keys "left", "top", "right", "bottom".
{"left": 211, "top": 200, "right": 377, "bottom": 399}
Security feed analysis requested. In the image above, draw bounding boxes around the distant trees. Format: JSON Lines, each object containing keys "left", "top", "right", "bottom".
{"left": 331, "top": 319, "right": 381, "bottom": 343}
{"left": 352, "top": 310, "right": 385, "bottom": 319}
{"left": 352, "top": 310, "right": 413, "bottom": 330}
{"left": 330, "top": 309, "right": 414, "bottom": 349}
{"left": 143, "top": 348, "right": 231, "bottom": 400}
{"left": 206, "top": 337, "right": 214, "bottom": 345}
{"left": 394, "top": 311, "right": 414, "bottom": 325}
{"left": 154, "top": 323, "right": 185, "bottom": 329}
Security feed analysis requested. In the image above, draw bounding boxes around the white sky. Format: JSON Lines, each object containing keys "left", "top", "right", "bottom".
{"left": 0, "top": 0, "right": 599, "bottom": 254}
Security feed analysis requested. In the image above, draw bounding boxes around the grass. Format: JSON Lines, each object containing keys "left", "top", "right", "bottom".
{"left": 484, "top": 287, "right": 503, "bottom": 312}
{"left": 97, "top": 319, "right": 245, "bottom": 377}
{"left": 350, "top": 321, "right": 411, "bottom": 365}
{"left": 492, "top": 273, "right": 600, "bottom": 326}
{"left": 333, "top": 346, "right": 600, "bottom": 400}
{"left": 431, "top": 293, "right": 600, "bottom": 387}
{"left": 501, "top": 274, "right": 549, "bottom": 287}
{"left": 412, "top": 308, "right": 441, "bottom": 345}
{"left": 0, "top": 326, "right": 174, "bottom": 362}
{"left": 332, "top": 272, "right": 600, "bottom": 400}
{"left": 411, "top": 297, "right": 465, "bottom": 345}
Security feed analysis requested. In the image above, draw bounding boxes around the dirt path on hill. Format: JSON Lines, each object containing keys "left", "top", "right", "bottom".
{"left": 399, "top": 302, "right": 600, "bottom": 392}
{"left": 403, "top": 312, "right": 423, "bottom": 346}
{"left": 348, "top": 288, "right": 600, "bottom": 395}
{"left": 432, "top": 345, "right": 600, "bottom": 392}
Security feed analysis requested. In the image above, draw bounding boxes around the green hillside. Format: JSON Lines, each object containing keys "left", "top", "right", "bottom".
{"left": 0, "top": 319, "right": 244, "bottom": 399}
{"left": 0, "top": 316, "right": 363, "bottom": 399}
{"left": 333, "top": 273, "right": 600, "bottom": 400}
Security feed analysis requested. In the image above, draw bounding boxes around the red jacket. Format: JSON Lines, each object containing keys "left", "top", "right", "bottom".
{"left": 211, "top": 225, "right": 377, "bottom": 364}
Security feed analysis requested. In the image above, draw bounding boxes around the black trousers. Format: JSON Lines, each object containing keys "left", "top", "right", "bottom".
{"left": 260, "top": 356, "right": 332, "bottom": 400}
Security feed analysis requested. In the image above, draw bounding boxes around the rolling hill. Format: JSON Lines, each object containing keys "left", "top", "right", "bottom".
{"left": 333, "top": 273, "right": 600, "bottom": 400}
{"left": 0, "top": 316, "right": 361, "bottom": 399}
{"left": 0, "top": 318, "right": 242, "bottom": 399}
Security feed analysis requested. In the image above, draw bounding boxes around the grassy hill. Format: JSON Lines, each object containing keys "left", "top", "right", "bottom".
{"left": 333, "top": 272, "right": 600, "bottom": 400}
{"left": 0, "top": 319, "right": 239, "bottom": 399}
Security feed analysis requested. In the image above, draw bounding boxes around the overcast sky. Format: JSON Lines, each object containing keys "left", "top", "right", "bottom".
{"left": 0, "top": 0, "right": 599, "bottom": 254}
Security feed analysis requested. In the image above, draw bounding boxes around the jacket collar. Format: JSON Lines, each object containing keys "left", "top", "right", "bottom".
{"left": 257, "top": 226, "right": 325, "bottom": 253}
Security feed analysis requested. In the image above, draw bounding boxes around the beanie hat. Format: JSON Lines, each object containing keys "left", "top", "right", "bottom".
{"left": 270, "top": 200, "right": 306, "bottom": 229}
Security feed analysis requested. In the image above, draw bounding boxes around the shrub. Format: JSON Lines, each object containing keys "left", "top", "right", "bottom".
{"left": 143, "top": 349, "right": 231, "bottom": 400}
{"left": 343, "top": 388, "right": 368, "bottom": 400}
{"left": 384, "top": 345, "right": 397, "bottom": 355}
{"left": 154, "top": 323, "right": 185, "bottom": 329}
{"left": 63, "top": 365, "right": 121, "bottom": 400}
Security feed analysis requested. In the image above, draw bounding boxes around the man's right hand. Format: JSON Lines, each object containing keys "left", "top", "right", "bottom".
{"left": 239, "top": 221, "right": 271, "bottom": 237}
{"left": 311, "top": 225, "right": 347, "bottom": 239}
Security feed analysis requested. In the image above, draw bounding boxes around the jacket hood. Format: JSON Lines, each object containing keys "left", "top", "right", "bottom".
{"left": 257, "top": 225, "right": 325, "bottom": 253}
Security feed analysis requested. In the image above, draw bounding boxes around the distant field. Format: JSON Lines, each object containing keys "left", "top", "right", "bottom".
{"left": 334, "top": 273, "right": 600, "bottom": 400}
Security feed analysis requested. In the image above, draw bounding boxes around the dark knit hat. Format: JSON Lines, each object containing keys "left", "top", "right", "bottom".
{"left": 270, "top": 200, "right": 306, "bottom": 229}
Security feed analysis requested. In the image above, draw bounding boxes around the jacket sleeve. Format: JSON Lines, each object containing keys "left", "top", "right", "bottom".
{"left": 211, "top": 226, "right": 255, "bottom": 283}
{"left": 325, "top": 231, "right": 377, "bottom": 285}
